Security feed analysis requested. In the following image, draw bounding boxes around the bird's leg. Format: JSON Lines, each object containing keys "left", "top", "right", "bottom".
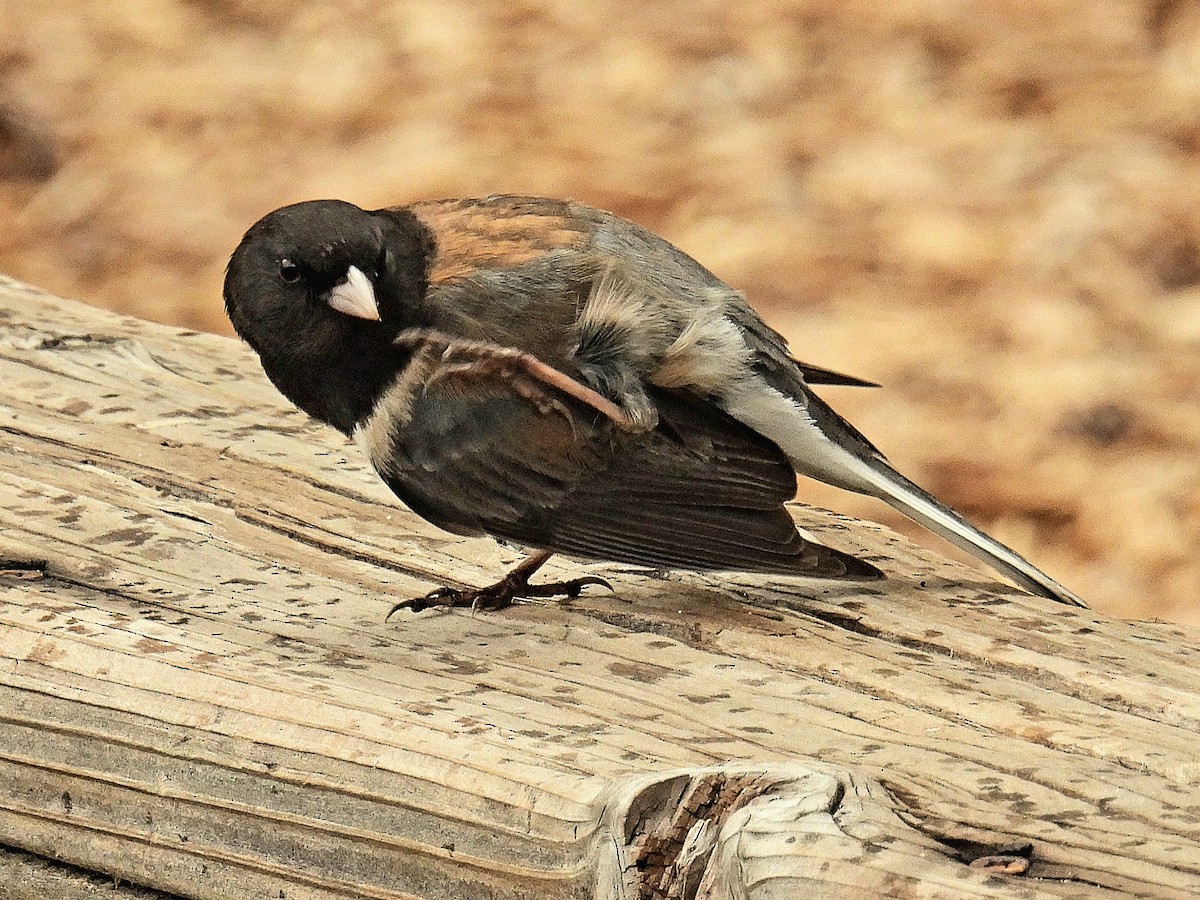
{"left": 385, "top": 550, "right": 613, "bottom": 617}
{"left": 393, "top": 329, "right": 644, "bottom": 431}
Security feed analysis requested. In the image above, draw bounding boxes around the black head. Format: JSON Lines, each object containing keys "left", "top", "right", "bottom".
{"left": 224, "top": 199, "right": 433, "bottom": 434}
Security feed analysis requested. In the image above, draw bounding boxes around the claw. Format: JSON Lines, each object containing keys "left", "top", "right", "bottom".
{"left": 385, "top": 586, "right": 463, "bottom": 619}
{"left": 384, "top": 599, "right": 413, "bottom": 621}
{"left": 520, "top": 575, "right": 613, "bottom": 598}
{"left": 385, "top": 572, "right": 613, "bottom": 618}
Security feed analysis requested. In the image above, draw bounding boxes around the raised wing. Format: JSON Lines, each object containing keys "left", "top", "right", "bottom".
{"left": 358, "top": 331, "right": 881, "bottom": 579}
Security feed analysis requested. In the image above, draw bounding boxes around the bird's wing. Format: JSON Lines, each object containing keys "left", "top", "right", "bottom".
{"left": 356, "top": 333, "right": 880, "bottom": 579}
{"left": 545, "top": 389, "right": 879, "bottom": 577}
{"left": 403, "top": 195, "right": 593, "bottom": 285}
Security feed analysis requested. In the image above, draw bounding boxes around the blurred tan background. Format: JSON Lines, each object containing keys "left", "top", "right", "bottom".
{"left": 1, "top": 1, "right": 1197, "bottom": 622}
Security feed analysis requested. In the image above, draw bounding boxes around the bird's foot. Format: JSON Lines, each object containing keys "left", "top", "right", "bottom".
{"left": 393, "top": 328, "right": 640, "bottom": 430}
{"left": 386, "top": 572, "right": 612, "bottom": 618}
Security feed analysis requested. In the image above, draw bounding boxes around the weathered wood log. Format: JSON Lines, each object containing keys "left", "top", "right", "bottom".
{"left": 0, "top": 274, "right": 1197, "bottom": 899}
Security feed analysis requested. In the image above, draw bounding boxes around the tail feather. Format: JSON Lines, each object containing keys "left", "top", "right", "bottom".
{"left": 855, "top": 456, "right": 1088, "bottom": 607}
{"left": 725, "top": 381, "right": 1088, "bottom": 607}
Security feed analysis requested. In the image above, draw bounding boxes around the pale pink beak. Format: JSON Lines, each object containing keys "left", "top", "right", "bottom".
{"left": 326, "top": 266, "right": 380, "bottom": 321}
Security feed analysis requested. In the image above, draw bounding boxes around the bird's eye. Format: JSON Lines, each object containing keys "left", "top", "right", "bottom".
{"left": 278, "top": 259, "right": 302, "bottom": 284}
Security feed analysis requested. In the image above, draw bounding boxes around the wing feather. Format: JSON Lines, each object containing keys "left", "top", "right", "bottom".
{"left": 366, "top": 340, "right": 880, "bottom": 580}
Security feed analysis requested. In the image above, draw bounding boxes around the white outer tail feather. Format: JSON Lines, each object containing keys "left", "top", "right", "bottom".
{"left": 726, "top": 381, "right": 1087, "bottom": 607}
{"left": 852, "top": 457, "right": 1088, "bottom": 607}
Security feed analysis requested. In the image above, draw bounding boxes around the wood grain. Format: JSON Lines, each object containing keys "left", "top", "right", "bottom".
{"left": 0, "top": 275, "right": 1197, "bottom": 899}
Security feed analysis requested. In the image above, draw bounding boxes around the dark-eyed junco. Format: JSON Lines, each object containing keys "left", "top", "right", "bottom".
{"left": 224, "top": 195, "right": 1086, "bottom": 611}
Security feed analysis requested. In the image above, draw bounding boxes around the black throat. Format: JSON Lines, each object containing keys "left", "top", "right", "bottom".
{"left": 259, "top": 326, "right": 409, "bottom": 437}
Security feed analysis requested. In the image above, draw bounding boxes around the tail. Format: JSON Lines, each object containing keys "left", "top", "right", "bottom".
{"left": 725, "top": 381, "right": 1088, "bottom": 607}
{"left": 854, "top": 456, "right": 1087, "bottom": 607}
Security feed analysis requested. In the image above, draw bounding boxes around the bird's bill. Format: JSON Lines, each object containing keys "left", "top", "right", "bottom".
{"left": 326, "top": 265, "right": 380, "bottom": 321}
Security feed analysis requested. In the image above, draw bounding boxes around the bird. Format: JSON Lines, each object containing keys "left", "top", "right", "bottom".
{"left": 224, "top": 194, "right": 1087, "bottom": 612}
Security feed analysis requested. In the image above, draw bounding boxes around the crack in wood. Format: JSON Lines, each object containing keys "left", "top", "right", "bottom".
{"left": 882, "top": 780, "right": 1149, "bottom": 890}
{"left": 599, "top": 763, "right": 1041, "bottom": 900}
{"left": 631, "top": 772, "right": 778, "bottom": 899}
{"left": 571, "top": 609, "right": 707, "bottom": 648}
{"left": 2, "top": 327, "right": 198, "bottom": 383}
{"left": 0, "top": 842, "right": 183, "bottom": 900}
{"left": 884, "top": 786, "right": 1038, "bottom": 867}
{"left": 0, "top": 557, "right": 48, "bottom": 580}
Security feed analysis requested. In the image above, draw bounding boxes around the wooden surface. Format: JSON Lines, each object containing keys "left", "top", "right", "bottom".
{"left": 0, "top": 274, "right": 1197, "bottom": 899}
